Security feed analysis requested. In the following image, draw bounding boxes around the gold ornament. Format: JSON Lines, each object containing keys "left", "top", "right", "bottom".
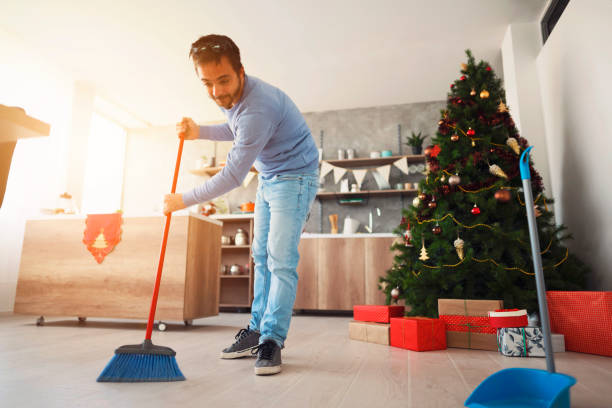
{"left": 470, "top": 88, "right": 476, "bottom": 96}
{"left": 534, "top": 205, "right": 542, "bottom": 218}
{"left": 472, "top": 140, "right": 476, "bottom": 147}
{"left": 454, "top": 237, "right": 465, "bottom": 260}
{"left": 489, "top": 163, "right": 509, "bottom": 179}
{"left": 480, "top": 90, "right": 490, "bottom": 99}
{"left": 506, "top": 137, "right": 520, "bottom": 155}
{"left": 440, "top": 175, "right": 446, "bottom": 183}
{"left": 419, "top": 240, "right": 430, "bottom": 261}
{"left": 461, "top": 63, "right": 468, "bottom": 71}
{"left": 497, "top": 100, "right": 508, "bottom": 113}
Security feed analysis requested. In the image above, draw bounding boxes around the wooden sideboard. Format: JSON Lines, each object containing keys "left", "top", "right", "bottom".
{"left": 294, "top": 235, "right": 398, "bottom": 311}
{"left": 14, "top": 214, "right": 222, "bottom": 324}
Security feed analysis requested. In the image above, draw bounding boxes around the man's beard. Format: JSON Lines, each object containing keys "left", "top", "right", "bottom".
{"left": 213, "top": 76, "right": 243, "bottom": 109}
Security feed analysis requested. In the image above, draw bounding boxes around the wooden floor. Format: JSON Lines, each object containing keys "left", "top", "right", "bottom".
{"left": 1, "top": 312, "right": 611, "bottom": 408}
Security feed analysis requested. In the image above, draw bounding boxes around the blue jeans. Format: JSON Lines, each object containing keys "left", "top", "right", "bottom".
{"left": 248, "top": 173, "right": 318, "bottom": 347}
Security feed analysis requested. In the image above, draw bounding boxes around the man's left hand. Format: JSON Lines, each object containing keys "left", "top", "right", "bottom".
{"left": 164, "top": 193, "right": 186, "bottom": 215}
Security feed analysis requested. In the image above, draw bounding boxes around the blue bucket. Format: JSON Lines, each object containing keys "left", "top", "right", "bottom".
{"left": 465, "top": 368, "right": 576, "bottom": 408}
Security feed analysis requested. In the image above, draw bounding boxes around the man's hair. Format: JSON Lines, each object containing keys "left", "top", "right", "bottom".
{"left": 189, "top": 34, "right": 243, "bottom": 74}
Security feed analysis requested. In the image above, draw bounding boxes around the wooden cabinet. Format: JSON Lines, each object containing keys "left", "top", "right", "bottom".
{"left": 294, "top": 236, "right": 396, "bottom": 311}
{"left": 14, "top": 214, "right": 222, "bottom": 322}
{"left": 212, "top": 214, "right": 254, "bottom": 308}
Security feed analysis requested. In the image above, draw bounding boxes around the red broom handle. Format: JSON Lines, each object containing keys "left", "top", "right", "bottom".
{"left": 145, "top": 136, "right": 185, "bottom": 340}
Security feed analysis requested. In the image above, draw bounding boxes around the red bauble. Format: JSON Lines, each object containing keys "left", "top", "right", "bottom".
{"left": 466, "top": 128, "right": 476, "bottom": 136}
{"left": 460, "top": 75, "right": 466, "bottom": 81}
{"left": 418, "top": 193, "right": 427, "bottom": 201}
{"left": 450, "top": 84, "right": 455, "bottom": 89}
{"left": 441, "top": 185, "right": 450, "bottom": 195}
{"left": 471, "top": 204, "right": 481, "bottom": 215}
{"left": 423, "top": 145, "right": 433, "bottom": 157}
{"left": 486, "top": 66, "right": 492, "bottom": 71}
{"left": 432, "top": 225, "right": 442, "bottom": 235}
{"left": 494, "top": 189, "right": 512, "bottom": 203}
{"left": 428, "top": 197, "right": 437, "bottom": 209}
{"left": 430, "top": 145, "right": 441, "bottom": 158}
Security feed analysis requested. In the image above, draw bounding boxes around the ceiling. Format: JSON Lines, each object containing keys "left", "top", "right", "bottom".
{"left": 1, "top": 0, "right": 546, "bottom": 127}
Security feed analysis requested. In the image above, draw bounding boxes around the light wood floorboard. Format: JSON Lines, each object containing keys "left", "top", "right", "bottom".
{"left": 0, "top": 312, "right": 610, "bottom": 408}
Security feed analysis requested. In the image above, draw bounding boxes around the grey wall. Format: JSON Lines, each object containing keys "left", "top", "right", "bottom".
{"left": 302, "top": 100, "right": 446, "bottom": 233}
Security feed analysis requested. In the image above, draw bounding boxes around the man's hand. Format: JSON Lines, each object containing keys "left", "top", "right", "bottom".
{"left": 164, "top": 193, "right": 187, "bottom": 215}
{"left": 176, "top": 117, "right": 198, "bottom": 140}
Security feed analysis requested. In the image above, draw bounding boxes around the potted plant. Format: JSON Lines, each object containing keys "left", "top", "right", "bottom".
{"left": 406, "top": 131, "right": 426, "bottom": 155}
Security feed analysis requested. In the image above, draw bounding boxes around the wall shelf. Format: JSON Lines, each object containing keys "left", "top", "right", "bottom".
{"left": 324, "top": 154, "right": 425, "bottom": 168}
{"left": 317, "top": 189, "right": 418, "bottom": 199}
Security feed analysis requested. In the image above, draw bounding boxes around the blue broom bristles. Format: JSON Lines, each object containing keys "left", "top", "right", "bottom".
{"left": 97, "top": 353, "right": 185, "bottom": 382}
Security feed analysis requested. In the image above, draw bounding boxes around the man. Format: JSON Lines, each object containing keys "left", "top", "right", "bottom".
{"left": 164, "top": 34, "right": 319, "bottom": 376}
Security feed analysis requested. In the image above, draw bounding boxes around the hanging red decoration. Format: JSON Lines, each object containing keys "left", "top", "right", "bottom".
{"left": 460, "top": 75, "right": 466, "bottom": 81}
{"left": 471, "top": 204, "right": 481, "bottom": 215}
{"left": 467, "top": 128, "right": 476, "bottom": 136}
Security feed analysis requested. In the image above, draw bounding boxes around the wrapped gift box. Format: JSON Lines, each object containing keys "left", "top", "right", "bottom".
{"left": 489, "top": 309, "right": 528, "bottom": 328}
{"left": 552, "top": 333, "right": 565, "bottom": 353}
{"left": 497, "top": 328, "right": 566, "bottom": 357}
{"left": 390, "top": 317, "right": 446, "bottom": 351}
{"left": 348, "top": 321, "right": 390, "bottom": 345}
{"left": 546, "top": 291, "right": 612, "bottom": 356}
{"left": 438, "top": 299, "right": 503, "bottom": 351}
{"left": 353, "top": 305, "right": 405, "bottom": 324}
{"left": 497, "top": 327, "right": 545, "bottom": 357}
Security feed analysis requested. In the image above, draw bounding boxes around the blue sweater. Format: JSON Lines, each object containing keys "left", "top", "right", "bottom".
{"left": 182, "top": 75, "right": 319, "bottom": 207}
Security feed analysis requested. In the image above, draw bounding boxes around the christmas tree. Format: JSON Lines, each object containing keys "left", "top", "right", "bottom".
{"left": 382, "top": 50, "right": 588, "bottom": 317}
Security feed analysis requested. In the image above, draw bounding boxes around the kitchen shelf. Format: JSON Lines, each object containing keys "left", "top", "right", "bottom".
{"left": 189, "top": 166, "right": 257, "bottom": 177}
{"left": 221, "top": 245, "right": 251, "bottom": 249}
{"left": 317, "top": 189, "right": 418, "bottom": 199}
{"left": 324, "top": 154, "right": 425, "bottom": 168}
{"left": 220, "top": 275, "right": 250, "bottom": 279}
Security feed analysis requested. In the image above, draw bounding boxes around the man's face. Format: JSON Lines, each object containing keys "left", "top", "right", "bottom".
{"left": 196, "top": 56, "right": 245, "bottom": 109}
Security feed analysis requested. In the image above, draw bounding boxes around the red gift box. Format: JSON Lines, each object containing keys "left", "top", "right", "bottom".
{"left": 546, "top": 291, "right": 612, "bottom": 357}
{"left": 353, "top": 305, "right": 405, "bottom": 323}
{"left": 488, "top": 309, "right": 528, "bottom": 328}
{"left": 390, "top": 317, "right": 446, "bottom": 351}
{"left": 439, "top": 315, "right": 496, "bottom": 334}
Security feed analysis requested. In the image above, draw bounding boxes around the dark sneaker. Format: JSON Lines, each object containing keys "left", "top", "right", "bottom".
{"left": 252, "top": 340, "right": 282, "bottom": 375}
{"left": 220, "top": 327, "right": 260, "bottom": 359}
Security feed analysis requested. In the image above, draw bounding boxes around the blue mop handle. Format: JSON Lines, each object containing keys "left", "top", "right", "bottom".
{"left": 520, "top": 146, "right": 555, "bottom": 373}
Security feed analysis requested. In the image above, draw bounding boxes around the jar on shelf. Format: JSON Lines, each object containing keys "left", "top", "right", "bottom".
{"left": 234, "top": 228, "right": 248, "bottom": 246}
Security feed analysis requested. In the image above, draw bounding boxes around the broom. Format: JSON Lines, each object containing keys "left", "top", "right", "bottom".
{"left": 97, "top": 136, "right": 186, "bottom": 382}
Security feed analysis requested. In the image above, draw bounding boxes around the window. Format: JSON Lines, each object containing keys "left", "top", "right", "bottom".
{"left": 541, "top": 0, "right": 570, "bottom": 44}
{"left": 81, "top": 113, "right": 126, "bottom": 214}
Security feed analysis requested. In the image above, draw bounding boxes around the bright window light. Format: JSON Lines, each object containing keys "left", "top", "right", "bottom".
{"left": 81, "top": 113, "right": 126, "bottom": 214}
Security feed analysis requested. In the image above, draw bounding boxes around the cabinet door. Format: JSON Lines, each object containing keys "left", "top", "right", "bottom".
{"left": 294, "top": 239, "right": 318, "bottom": 309}
{"left": 318, "top": 238, "right": 365, "bottom": 310}
{"left": 364, "top": 237, "right": 396, "bottom": 305}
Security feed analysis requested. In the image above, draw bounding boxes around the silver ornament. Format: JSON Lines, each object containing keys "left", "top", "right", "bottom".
{"left": 391, "top": 287, "right": 400, "bottom": 299}
{"left": 412, "top": 196, "right": 421, "bottom": 207}
{"left": 449, "top": 174, "right": 461, "bottom": 186}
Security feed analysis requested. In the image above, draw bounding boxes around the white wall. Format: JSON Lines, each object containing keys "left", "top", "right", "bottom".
{"left": 501, "top": 22, "right": 551, "bottom": 194}
{"left": 122, "top": 126, "right": 258, "bottom": 216}
{"left": 536, "top": 0, "right": 612, "bottom": 290}
{"left": 0, "top": 28, "right": 74, "bottom": 311}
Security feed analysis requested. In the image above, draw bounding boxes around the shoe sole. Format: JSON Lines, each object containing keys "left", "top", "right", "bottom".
{"left": 220, "top": 346, "right": 258, "bottom": 359}
{"left": 254, "top": 365, "right": 282, "bottom": 375}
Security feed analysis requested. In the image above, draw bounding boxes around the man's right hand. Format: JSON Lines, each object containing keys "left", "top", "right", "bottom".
{"left": 176, "top": 117, "right": 198, "bottom": 140}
